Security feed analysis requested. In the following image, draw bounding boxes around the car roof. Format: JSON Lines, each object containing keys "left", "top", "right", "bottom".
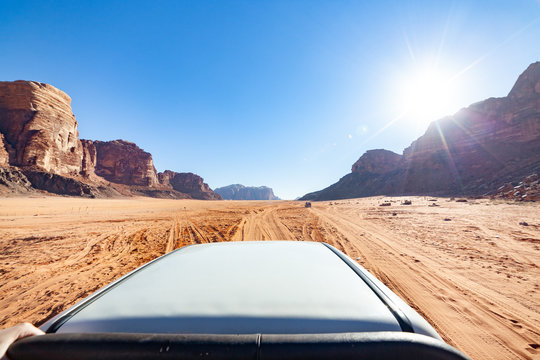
{"left": 55, "top": 241, "right": 403, "bottom": 334}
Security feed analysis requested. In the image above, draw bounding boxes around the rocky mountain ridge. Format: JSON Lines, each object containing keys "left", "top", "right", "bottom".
{"left": 301, "top": 62, "right": 540, "bottom": 201}
{"left": 214, "top": 184, "right": 280, "bottom": 200}
{"left": 0, "top": 80, "right": 221, "bottom": 200}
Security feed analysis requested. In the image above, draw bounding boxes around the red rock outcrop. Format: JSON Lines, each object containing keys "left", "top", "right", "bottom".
{"left": 300, "top": 149, "right": 406, "bottom": 200}
{"left": 0, "top": 80, "right": 222, "bottom": 200}
{"left": 83, "top": 140, "right": 160, "bottom": 187}
{"left": 400, "top": 62, "right": 540, "bottom": 194}
{"left": 80, "top": 139, "right": 97, "bottom": 177}
{"left": 0, "top": 81, "right": 83, "bottom": 175}
{"left": 158, "top": 170, "right": 222, "bottom": 200}
{"left": 351, "top": 149, "right": 403, "bottom": 174}
{"left": 301, "top": 62, "right": 540, "bottom": 201}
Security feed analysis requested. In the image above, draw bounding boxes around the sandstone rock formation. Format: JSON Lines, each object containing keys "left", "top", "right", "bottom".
{"left": 215, "top": 184, "right": 280, "bottom": 200}
{"left": 84, "top": 140, "right": 159, "bottom": 187}
{"left": 0, "top": 80, "right": 221, "bottom": 200}
{"left": 300, "top": 149, "right": 407, "bottom": 200}
{"left": 158, "top": 170, "right": 222, "bottom": 200}
{"left": 0, "top": 133, "right": 12, "bottom": 166}
{"left": 80, "top": 139, "right": 97, "bottom": 177}
{"left": 351, "top": 149, "right": 402, "bottom": 174}
{"left": 0, "top": 81, "right": 83, "bottom": 175}
{"left": 301, "top": 62, "right": 540, "bottom": 201}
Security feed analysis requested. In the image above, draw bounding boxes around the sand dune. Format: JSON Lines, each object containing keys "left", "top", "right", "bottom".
{"left": 0, "top": 196, "right": 538, "bottom": 359}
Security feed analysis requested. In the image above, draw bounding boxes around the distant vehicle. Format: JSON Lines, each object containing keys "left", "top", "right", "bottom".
{"left": 305, "top": 201, "right": 311, "bottom": 208}
{"left": 9, "top": 241, "right": 469, "bottom": 359}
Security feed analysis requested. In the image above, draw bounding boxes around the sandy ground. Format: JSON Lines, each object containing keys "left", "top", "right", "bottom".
{"left": 0, "top": 196, "right": 539, "bottom": 359}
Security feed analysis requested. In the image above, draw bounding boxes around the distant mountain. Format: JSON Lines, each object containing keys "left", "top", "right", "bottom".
{"left": 0, "top": 80, "right": 221, "bottom": 200}
{"left": 215, "top": 184, "right": 280, "bottom": 200}
{"left": 300, "top": 62, "right": 540, "bottom": 201}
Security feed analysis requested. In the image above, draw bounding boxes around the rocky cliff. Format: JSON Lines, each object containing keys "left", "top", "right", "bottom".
{"left": 301, "top": 62, "right": 540, "bottom": 201}
{"left": 158, "top": 170, "right": 222, "bottom": 200}
{"left": 215, "top": 184, "right": 280, "bottom": 200}
{"left": 351, "top": 149, "right": 403, "bottom": 174}
{"left": 0, "top": 80, "right": 221, "bottom": 200}
{"left": 85, "top": 140, "right": 160, "bottom": 187}
{"left": 0, "top": 81, "right": 83, "bottom": 175}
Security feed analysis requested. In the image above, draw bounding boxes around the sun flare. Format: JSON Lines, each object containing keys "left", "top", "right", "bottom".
{"left": 400, "top": 68, "right": 457, "bottom": 126}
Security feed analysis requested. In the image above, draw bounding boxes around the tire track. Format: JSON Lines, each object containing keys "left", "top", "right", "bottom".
{"left": 165, "top": 219, "right": 177, "bottom": 253}
{"left": 311, "top": 206, "right": 539, "bottom": 360}
{"left": 2, "top": 198, "right": 538, "bottom": 359}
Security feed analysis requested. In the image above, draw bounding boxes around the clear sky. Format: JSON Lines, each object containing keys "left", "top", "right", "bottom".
{"left": 1, "top": 1, "right": 539, "bottom": 199}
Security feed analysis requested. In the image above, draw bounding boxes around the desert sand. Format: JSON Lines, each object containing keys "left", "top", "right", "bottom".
{"left": 0, "top": 196, "right": 539, "bottom": 359}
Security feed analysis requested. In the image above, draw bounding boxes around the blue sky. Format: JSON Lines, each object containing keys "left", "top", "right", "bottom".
{"left": 1, "top": 1, "right": 539, "bottom": 199}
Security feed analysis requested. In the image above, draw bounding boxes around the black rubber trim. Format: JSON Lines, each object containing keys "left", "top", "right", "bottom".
{"left": 46, "top": 245, "right": 195, "bottom": 334}
{"left": 259, "top": 332, "right": 470, "bottom": 360}
{"left": 7, "top": 332, "right": 470, "bottom": 360}
{"left": 322, "top": 243, "right": 415, "bottom": 333}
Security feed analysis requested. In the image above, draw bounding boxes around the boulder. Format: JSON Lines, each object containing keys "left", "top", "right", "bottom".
{"left": 492, "top": 172, "right": 539, "bottom": 201}
{"left": 0, "top": 167, "right": 33, "bottom": 193}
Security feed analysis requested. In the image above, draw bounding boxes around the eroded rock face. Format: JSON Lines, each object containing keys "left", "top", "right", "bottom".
{"left": 80, "top": 139, "right": 97, "bottom": 177}
{"left": 508, "top": 62, "right": 540, "bottom": 106}
{"left": 400, "top": 64, "right": 540, "bottom": 194}
{"left": 0, "top": 81, "right": 83, "bottom": 175}
{"left": 301, "top": 62, "right": 540, "bottom": 201}
{"left": 0, "top": 133, "right": 13, "bottom": 166}
{"left": 90, "top": 140, "right": 159, "bottom": 187}
{"left": 0, "top": 80, "right": 221, "bottom": 199}
{"left": 351, "top": 150, "right": 402, "bottom": 174}
{"left": 158, "top": 170, "right": 222, "bottom": 200}
{"left": 214, "top": 184, "right": 280, "bottom": 200}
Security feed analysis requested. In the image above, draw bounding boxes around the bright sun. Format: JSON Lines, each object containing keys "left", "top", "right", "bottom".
{"left": 399, "top": 67, "right": 457, "bottom": 126}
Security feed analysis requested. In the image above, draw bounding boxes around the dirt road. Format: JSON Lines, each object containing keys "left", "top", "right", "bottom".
{"left": 0, "top": 196, "right": 538, "bottom": 359}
